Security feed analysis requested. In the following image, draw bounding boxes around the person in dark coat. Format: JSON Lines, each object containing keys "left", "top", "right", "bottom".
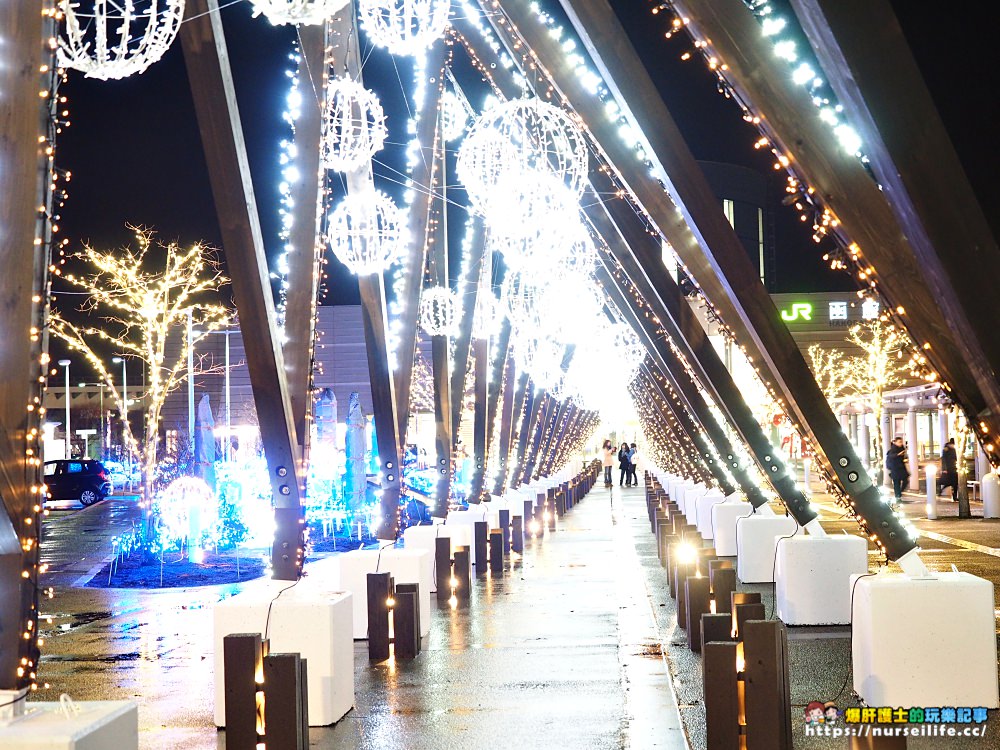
{"left": 885, "top": 437, "right": 909, "bottom": 503}
{"left": 618, "top": 442, "right": 630, "bottom": 487}
{"left": 938, "top": 438, "right": 959, "bottom": 500}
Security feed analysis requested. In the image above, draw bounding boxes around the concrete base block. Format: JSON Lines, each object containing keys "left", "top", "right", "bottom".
{"left": 853, "top": 571, "right": 999, "bottom": 708}
{"left": 711, "top": 501, "right": 754, "bottom": 557}
{"left": 683, "top": 486, "right": 708, "bottom": 522}
{"left": 316, "top": 548, "right": 432, "bottom": 639}
{"left": 775, "top": 535, "right": 868, "bottom": 624}
{"left": 402, "top": 525, "right": 471, "bottom": 592}
{"left": 0, "top": 701, "right": 137, "bottom": 750}
{"left": 448, "top": 508, "right": 494, "bottom": 564}
{"left": 695, "top": 491, "right": 726, "bottom": 539}
{"left": 214, "top": 583, "right": 354, "bottom": 726}
{"left": 735, "top": 514, "right": 797, "bottom": 583}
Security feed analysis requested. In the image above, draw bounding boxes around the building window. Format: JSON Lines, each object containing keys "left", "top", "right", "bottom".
{"left": 723, "top": 198, "right": 735, "bottom": 229}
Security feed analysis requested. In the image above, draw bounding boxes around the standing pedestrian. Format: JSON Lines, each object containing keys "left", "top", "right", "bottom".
{"left": 618, "top": 442, "right": 630, "bottom": 487}
{"left": 938, "top": 437, "right": 959, "bottom": 500}
{"left": 626, "top": 442, "right": 639, "bottom": 487}
{"left": 601, "top": 439, "right": 615, "bottom": 488}
{"left": 885, "top": 436, "right": 910, "bottom": 504}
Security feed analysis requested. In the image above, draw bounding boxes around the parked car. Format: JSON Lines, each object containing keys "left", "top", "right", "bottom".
{"left": 102, "top": 460, "right": 140, "bottom": 490}
{"left": 43, "top": 460, "right": 113, "bottom": 506}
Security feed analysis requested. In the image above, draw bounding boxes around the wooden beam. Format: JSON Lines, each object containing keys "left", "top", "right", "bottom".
{"left": 671, "top": 0, "right": 998, "bottom": 451}
{"left": 524, "top": 396, "right": 558, "bottom": 483}
{"left": 394, "top": 39, "right": 450, "bottom": 444}
{"left": 495, "top": 367, "right": 527, "bottom": 495}
{"left": 0, "top": 0, "right": 50, "bottom": 691}
{"left": 469, "top": 337, "right": 489, "bottom": 498}
{"left": 180, "top": 0, "right": 306, "bottom": 577}
{"left": 429, "top": 135, "right": 452, "bottom": 516}
{"left": 449, "top": 221, "right": 488, "bottom": 441}
{"left": 789, "top": 0, "right": 1000, "bottom": 441}
{"left": 282, "top": 22, "right": 330, "bottom": 448}
{"left": 496, "top": 0, "right": 911, "bottom": 558}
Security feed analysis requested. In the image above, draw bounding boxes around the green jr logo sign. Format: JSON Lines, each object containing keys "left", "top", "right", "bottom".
{"left": 780, "top": 302, "right": 813, "bottom": 322}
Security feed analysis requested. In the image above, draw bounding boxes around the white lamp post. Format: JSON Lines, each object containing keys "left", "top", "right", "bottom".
{"left": 925, "top": 464, "right": 938, "bottom": 520}
{"left": 58, "top": 359, "right": 71, "bottom": 459}
{"left": 112, "top": 356, "right": 128, "bottom": 473}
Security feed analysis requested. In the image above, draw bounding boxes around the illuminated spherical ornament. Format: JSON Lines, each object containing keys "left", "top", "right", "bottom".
{"left": 472, "top": 291, "right": 502, "bottom": 340}
{"left": 249, "top": 0, "right": 349, "bottom": 25}
{"left": 419, "top": 285, "right": 459, "bottom": 336}
{"left": 500, "top": 272, "right": 545, "bottom": 334}
{"left": 612, "top": 323, "right": 646, "bottom": 374}
{"left": 488, "top": 173, "right": 583, "bottom": 274}
{"left": 358, "top": 0, "right": 450, "bottom": 57}
{"left": 58, "top": 0, "right": 185, "bottom": 80}
{"left": 535, "top": 271, "right": 606, "bottom": 345}
{"left": 457, "top": 97, "right": 590, "bottom": 215}
{"left": 515, "top": 335, "right": 566, "bottom": 390}
{"left": 322, "top": 77, "right": 388, "bottom": 172}
{"left": 328, "top": 190, "right": 405, "bottom": 275}
{"left": 441, "top": 89, "right": 468, "bottom": 143}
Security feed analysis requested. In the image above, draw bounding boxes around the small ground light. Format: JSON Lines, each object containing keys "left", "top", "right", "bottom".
{"left": 528, "top": 519, "right": 541, "bottom": 535}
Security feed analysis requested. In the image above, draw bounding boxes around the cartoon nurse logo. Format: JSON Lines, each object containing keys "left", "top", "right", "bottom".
{"left": 804, "top": 701, "right": 825, "bottom": 725}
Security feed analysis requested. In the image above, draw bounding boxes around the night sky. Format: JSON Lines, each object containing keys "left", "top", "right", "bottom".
{"left": 52, "top": 0, "right": 997, "bottom": 369}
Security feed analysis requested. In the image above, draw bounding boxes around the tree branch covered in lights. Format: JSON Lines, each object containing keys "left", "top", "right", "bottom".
{"left": 49, "top": 227, "right": 232, "bottom": 528}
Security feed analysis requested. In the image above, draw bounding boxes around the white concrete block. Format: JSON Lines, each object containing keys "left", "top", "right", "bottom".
{"left": 318, "top": 548, "right": 432, "bottom": 640}
{"left": 0, "top": 701, "right": 137, "bottom": 750}
{"left": 711, "top": 501, "right": 754, "bottom": 556}
{"left": 853, "top": 571, "right": 999, "bottom": 708}
{"left": 735, "top": 514, "right": 798, "bottom": 583}
{"left": 695, "top": 491, "right": 727, "bottom": 539}
{"left": 213, "top": 582, "right": 354, "bottom": 726}
{"left": 775, "top": 535, "right": 868, "bottom": 624}
{"left": 447, "top": 507, "right": 493, "bottom": 565}
{"left": 683, "top": 485, "right": 707, "bottom": 520}
{"left": 669, "top": 481, "right": 692, "bottom": 510}
{"left": 402, "top": 525, "right": 472, "bottom": 592}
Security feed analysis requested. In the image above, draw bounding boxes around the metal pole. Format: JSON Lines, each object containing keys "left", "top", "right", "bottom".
{"left": 59, "top": 360, "right": 71, "bottom": 459}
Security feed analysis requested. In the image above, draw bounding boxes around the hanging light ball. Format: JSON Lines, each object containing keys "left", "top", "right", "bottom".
{"left": 472, "top": 291, "right": 502, "bottom": 340}
{"left": 534, "top": 271, "right": 606, "bottom": 346}
{"left": 419, "top": 286, "right": 459, "bottom": 336}
{"left": 441, "top": 89, "right": 468, "bottom": 142}
{"left": 500, "top": 272, "right": 545, "bottom": 334}
{"left": 322, "top": 77, "right": 388, "bottom": 172}
{"left": 358, "top": 0, "right": 450, "bottom": 57}
{"left": 328, "top": 190, "right": 405, "bottom": 275}
{"left": 58, "top": 0, "right": 185, "bottom": 80}
{"left": 457, "top": 97, "right": 590, "bottom": 215}
{"left": 612, "top": 323, "right": 646, "bottom": 374}
{"left": 514, "top": 336, "right": 565, "bottom": 391}
{"left": 249, "top": 0, "right": 350, "bottom": 25}
{"left": 487, "top": 173, "right": 583, "bottom": 274}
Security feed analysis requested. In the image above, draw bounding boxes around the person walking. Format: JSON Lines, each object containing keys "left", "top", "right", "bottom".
{"left": 626, "top": 442, "right": 638, "bottom": 486}
{"left": 618, "top": 442, "right": 631, "bottom": 487}
{"left": 885, "top": 436, "right": 910, "bottom": 504}
{"left": 938, "top": 438, "right": 959, "bottom": 500}
{"left": 601, "top": 439, "right": 615, "bottom": 488}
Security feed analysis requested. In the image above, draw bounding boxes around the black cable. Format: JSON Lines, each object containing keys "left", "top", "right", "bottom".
{"left": 264, "top": 579, "right": 301, "bottom": 642}
{"left": 766, "top": 517, "right": 801, "bottom": 620}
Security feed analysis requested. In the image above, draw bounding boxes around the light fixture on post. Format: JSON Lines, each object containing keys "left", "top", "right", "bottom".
{"left": 58, "top": 359, "right": 71, "bottom": 459}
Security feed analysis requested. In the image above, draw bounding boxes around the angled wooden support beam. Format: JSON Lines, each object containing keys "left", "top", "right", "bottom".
{"left": 544, "top": 405, "right": 578, "bottom": 476}
{"left": 490, "top": 0, "right": 912, "bottom": 559}
{"left": 671, "top": 0, "right": 997, "bottom": 448}
{"left": 509, "top": 378, "right": 537, "bottom": 489}
{"left": 393, "top": 39, "right": 450, "bottom": 445}
{"left": 468, "top": 337, "right": 490, "bottom": 499}
{"left": 789, "top": 0, "right": 1000, "bottom": 443}
{"left": 537, "top": 401, "right": 569, "bottom": 478}
{"left": 180, "top": 0, "right": 305, "bottom": 576}
{"left": 494, "top": 366, "right": 526, "bottom": 495}
{"left": 586, "top": 181, "right": 814, "bottom": 522}
{"left": 526, "top": 396, "right": 560, "bottom": 483}
{"left": 484, "top": 321, "right": 511, "bottom": 451}
{"left": 282, "top": 22, "right": 331, "bottom": 449}
{"left": 517, "top": 389, "right": 550, "bottom": 487}
{"left": 0, "top": 0, "right": 51, "bottom": 690}
{"left": 449, "top": 220, "right": 489, "bottom": 441}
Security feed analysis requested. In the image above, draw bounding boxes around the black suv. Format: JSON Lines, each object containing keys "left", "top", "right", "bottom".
{"left": 43, "top": 460, "right": 113, "bottom": 506}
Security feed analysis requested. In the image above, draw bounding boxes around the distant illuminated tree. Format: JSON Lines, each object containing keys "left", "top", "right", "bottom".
{"left": 807, "top": 344, "right": 847, "bottom": 405}
{"left": 49, "top": 228, "right": 231, "bottom": 533}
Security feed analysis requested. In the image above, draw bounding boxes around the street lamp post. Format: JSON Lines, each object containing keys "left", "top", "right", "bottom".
{"left": 112, "top": 356, "right": 128, "bottom": 470}
{"left": 58, "top": 359, "right": 71, "bottom": 459}
{"left": 78, "top": 382, "right": 105, "bottom": 458}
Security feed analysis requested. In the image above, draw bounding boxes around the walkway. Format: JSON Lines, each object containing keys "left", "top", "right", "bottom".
{"left": 33, "top": 483, "right": 689, "bottom": 749}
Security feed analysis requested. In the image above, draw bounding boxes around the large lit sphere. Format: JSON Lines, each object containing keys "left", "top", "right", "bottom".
{"left": 612, "top": 323, "right": 646, "bottom": 374}
{"left": 487, "top": 173, "right": 583, "bottom": 274}
{"left": 457, "top": 97, "right": 589, "bottom": 215}
{"left": 156, "top": 476, "right": 217, "bottom": 545}
{"left": 500, "top": 272, "right": 545, "bottom": 334}
{"left": 358, "top": 0, "right": 450, "bottom": 57}
{"left": 419, "top": 285, "right": 458, "bottom": 336}
{"left": 58, "top": 0, "right": 185, "bottom": 80}
{"left": 328, "top": 190, "right": 405, "bottom": 275}
{"left": 250, "top": 0, "right": 349, "bottom": 25}
{"left": 534, "top": 271, "right": 606, "bottom": 345}
{"left": 322, "top": 77, "right": 388, "bottom": 172}
{"left": 515, "top": 336, "right": 565, "bottom": 390}
{"left": 472, "top": 291, "right": 502, "bottom": 340}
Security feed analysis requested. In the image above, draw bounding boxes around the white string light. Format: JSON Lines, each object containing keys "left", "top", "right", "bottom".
{"left": 250, "top": 0, "right": 350, "bottom": 26}
{"left": 327, "top": 190, "right": 405, "bottom": 275}
{"left": 358, "top": 0, "right": 451, "bottom": 57}
{"left": 322, "top": 76, "right": 389, "bottom": 173}
{"left": 58, "top": 0, "right": 185, "bottom": 80}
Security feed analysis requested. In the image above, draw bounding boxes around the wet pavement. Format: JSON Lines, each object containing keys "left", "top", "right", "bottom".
{"left": 29, "top": 481, "right": 1000, "bottom": 748}
{"left": 32, "top": 484, "right": 688, "bottom": 749}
